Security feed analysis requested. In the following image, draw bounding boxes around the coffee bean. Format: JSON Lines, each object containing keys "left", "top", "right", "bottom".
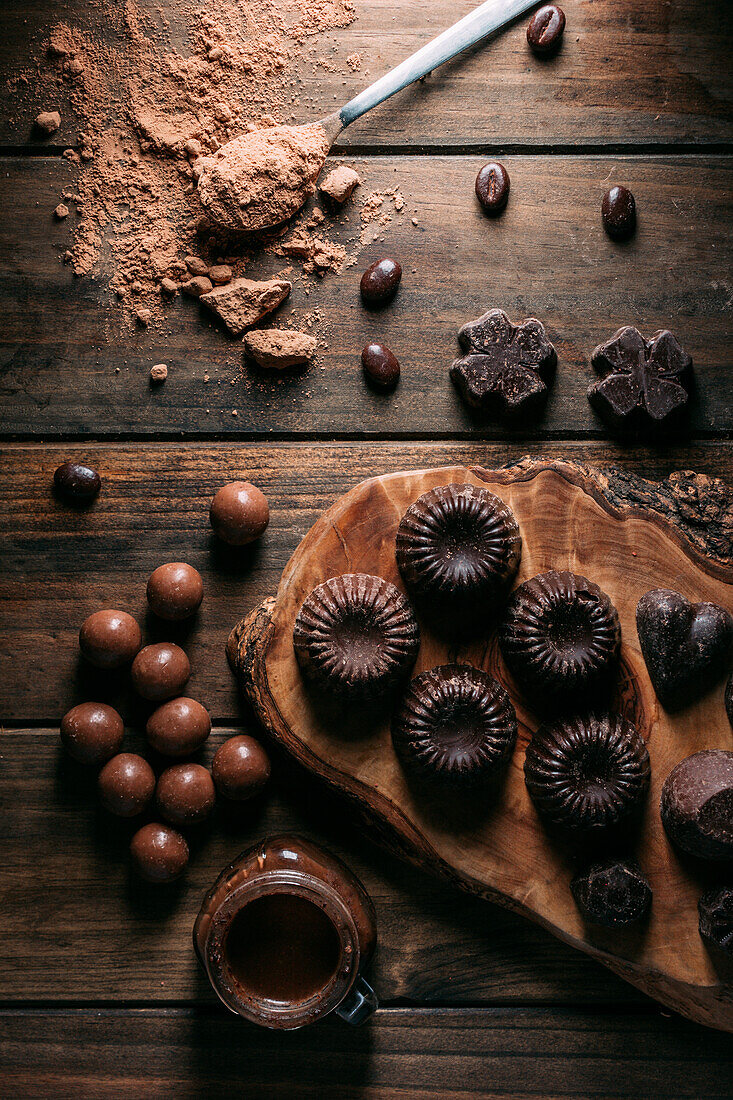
{"left": 360, "top": 258, "right": 402, "bottom": 306}
{"left": 602, "top": 186, "right": 636, "bottom": 240}
{"left": 475, "top": 162, "right": 510, "bottom": 214}
{"left": 53, "top": 461, "right": 101, "bottom": 502}
{"left": 527, "top": 5, "right": 565, "bottom": 55}
{"left": 362, "top": 344, "right": 400, "bottom": 389}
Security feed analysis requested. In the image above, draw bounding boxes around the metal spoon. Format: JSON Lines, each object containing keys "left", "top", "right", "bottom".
{"left": 197, "top": 0, "right": 539, "bottom": 232}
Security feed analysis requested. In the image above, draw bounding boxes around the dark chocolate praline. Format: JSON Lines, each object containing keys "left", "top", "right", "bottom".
{"left": 395, "top": 484, "right": 522, "bottom": 623}
{"left": 524, "top": 713, "right": 650, "bottom": 831}
{"left": 392, "top": 665, "right": 517, "bottom": 785}
{"left": 660, "top": 750, "right": 733, "bottom": 861}
{"left": 498, "top": 571, "right": 621, "bottom": 709}
{"left": 293, "top": 573, "right": 420, "bottom": 699}
{"left": 571, "top": 859, "right": 651, "bottom": 928}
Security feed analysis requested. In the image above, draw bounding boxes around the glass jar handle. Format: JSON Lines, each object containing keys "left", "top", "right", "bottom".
{"left": 335, "top": 975, "right": 378, "bottom": 1026}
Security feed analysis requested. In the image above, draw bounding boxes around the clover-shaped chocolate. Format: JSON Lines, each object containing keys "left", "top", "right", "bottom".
{"left": 450, "top": 309, "right": 557, "bottom": 423}
{"left": 588, "top": 326, "right": 692, "bottom": 433}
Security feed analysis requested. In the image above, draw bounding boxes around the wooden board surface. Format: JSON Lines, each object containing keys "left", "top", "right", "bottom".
{"left": 234, "top": 459, "right": 733, "bottom": 1030}
{"left": 2, "top": 1008, "right": 733, "bottom": 1099}
{"left": 2, "top": 0, "right": 732, "bottom": 150}
{"left": 1, "top": 155, "right": 732, "bottom": 439}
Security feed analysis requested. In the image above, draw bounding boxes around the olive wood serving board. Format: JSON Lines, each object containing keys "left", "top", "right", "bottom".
{"left": 228, "top": 458, "right": 733, "bottom": 1032}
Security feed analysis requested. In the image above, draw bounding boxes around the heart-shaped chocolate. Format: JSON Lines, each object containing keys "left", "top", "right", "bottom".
{"left": 636, "top": 589, "right": 733, "bottom": 712}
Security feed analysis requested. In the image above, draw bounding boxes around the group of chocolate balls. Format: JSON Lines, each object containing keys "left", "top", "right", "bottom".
{"left": 56, "top": 465, "right": 273, "bottom": 884}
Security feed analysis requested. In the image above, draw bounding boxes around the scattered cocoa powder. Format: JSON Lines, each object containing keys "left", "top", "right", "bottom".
{"left": 244, "top": 328, "right": 318, "bottom": 368}
{"left": 200, "top": 277, "right": 292, "bottom": 334}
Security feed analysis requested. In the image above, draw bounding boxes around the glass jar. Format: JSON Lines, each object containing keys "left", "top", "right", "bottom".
{"left": 194, "top": 834, "right": 378, "bottom": 1029}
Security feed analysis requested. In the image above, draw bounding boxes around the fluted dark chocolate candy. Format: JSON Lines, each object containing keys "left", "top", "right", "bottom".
{"left": 588, "top": 326, "right": 692, "bottom": 434}
{"left": 392, "top": 664, "right": 517, "bottom": 785}
{"left": 293, "top": 573, "right": 420, "bottom": 699}
{"left": 636, "top": 589, "right": 733, "bottom": 712}
{"left": 524, "top": 713, "right": 650, "bottom": 831}
{"left": 450, "top": 309, "right": 556, "bottom": 423}
{"left": 660, "top": 750, "right": 733, "bottom": 861}
{"left": 395, "top": 484, "right": 521, "bottom": 622}
{"left": 698, "top": 886, "right": 733, "bottom": 957}
{"left": 498, "top": 571, "right": 621, "bottom": 709}
{"left": 571, "top": 859, "right": 651, "bottom": 928}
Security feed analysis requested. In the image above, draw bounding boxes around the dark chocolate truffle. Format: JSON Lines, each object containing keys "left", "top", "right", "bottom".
{"left": 499, "top": 571, "right": 621, "bottom": 709}
{"left": 392, "top": 665, "right": 517, "bottom": 785}
{"left": 60, "top": 702, "right": 124, "bottom": 765}
{"left": 130, "top": 823, "right": 189, "bottom": 883}
{"left": 79, "top": 609, "right": 142, "bottom": 669}
{"left": 98, "top": 753, "right": 155, "bottom": 817}
{"left": 146, "top": 562, "right": 203, "bottom": 621}
{"left": 395, "top": 484, "right": 521, "bottom": 622}
{"left": 636, "top": 589, "right": 733, "bottom": 712}
{"left": 293, "top": 573, "right": 420, "bottom": 699}
{"left": 211, "top": 734, "right": 271, "bottom": 801}
{"left": 131, "top": 643, "right": 191, "bottom": 702}
{"left": 524, "top": 713, "right": 650, "bottom": 831}
{"left": 660, "top": 750, "right": 733, "bottom": 861}
{"left": 156, "top": 763, "right": 215, "bottom": 825}
{"left": 571, "top": 859, "right": 651, "bottom": 928}
{"left": 210, "top": 481, "right": 269, "bottom": 546}
{"left": 698, "top": 886, "right": 733, "bottom": 957}
{"left": 146, "top": 697, "right": 211, "bottom": 757}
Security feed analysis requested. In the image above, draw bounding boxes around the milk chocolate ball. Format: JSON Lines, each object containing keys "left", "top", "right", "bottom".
{"left": 146, "top": 562, "right": 203, "bottom": 621}
{"left": 79, "top": 610, "right": 142, "bottom": 669}
{"left": 156, "top": 763, "right": 215, "bottom": 825}
{"left": 212, "top": 734, "right": 271, "bottom": 801}
{"left": 130, "top": 823, "right": 189, "bottom": 883}
{"left": 146, "top": 697, "right": 211, "bottom": 757}
{"left": 209, "top": 481, "right": 269, "bottom": 546}
{"left": 98, "top": 753, "right": 155, "bottom": 817}
{"left": 60, "top": 702, "right": 124, "bottom": 764}
{"left": 131, "top": 643, "right": 191, "bottom": 702}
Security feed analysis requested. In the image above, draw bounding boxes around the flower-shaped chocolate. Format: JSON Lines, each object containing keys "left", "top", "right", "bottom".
{"left": 587, "top": 326, "right": 692, "bottom": 433}
{"left": 450, "top": 308, "right": 557, "bottom": 423}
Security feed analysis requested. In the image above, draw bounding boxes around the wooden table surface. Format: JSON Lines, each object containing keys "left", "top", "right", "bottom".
{"left": 1, "top": 2, "right": 732, "bottom": 1097}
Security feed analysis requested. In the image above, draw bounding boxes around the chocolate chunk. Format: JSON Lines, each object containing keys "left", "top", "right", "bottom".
{"left": 698, "top": 886, "right": 733, "bottom": 957}
{"left": 587, "top": 326, "right": 692, "bottom": 434}
{"left": 392, "top": 664, "right": 517, "bottom": 785}
{"left": 293, "top": 573, "right": 420, "bottom": 699}
{"left": 660, "top": 750, "right": 733, "bottom": 861}
{"left": 200, "top": 277, "right": 292, "bottom": 334}
{"left": 450, "top": 309, "right": 556, "bottom": 423}
{"left": 524, "top": 713, "right": 650, "bottom": 831}
{"left": 498, "top": 571, "right": 621, "bottom": 710}
{"left": 571, "top": 859, "right": 651, "bottom": 928}
{"left": 636, "top": 589, "right": 732, "bottom": 711}
{"left": 396, "top": 484, "right": 521, "bottom": 625}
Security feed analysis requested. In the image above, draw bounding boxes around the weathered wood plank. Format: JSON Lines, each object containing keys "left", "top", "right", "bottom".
{"left": 1, "top": 156, "right": 731, "bottom": 439}
{"left": 1, "top": 441, "right": 730, "bottom": 724}
{"left": 2, "top": 0, "right": 732, "bottom": 149}
{"left": 0, "top": 726, "right": 648, "bottom": 1005}
{"left": 1, "top": 1007, "right": 732, "bottom": 1098}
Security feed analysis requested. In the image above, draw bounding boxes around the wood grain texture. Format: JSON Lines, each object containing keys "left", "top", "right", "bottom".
{"left": 232, "top": 460, "right": 733, "bottom": 1030}
{"left": 1, "top": 0, "right": 732, "bottom": 149}
{"left": 1, "top": 441, "right": 731, "bottom": 724}
{"left": 2, "top": 1007, "right": 733, "bottom": 1099}
{"left": 1, "top": 155, "right": 732, "bottom": 439}
{"left": 0, "top": 727, "right": 648, "bottom": 1005}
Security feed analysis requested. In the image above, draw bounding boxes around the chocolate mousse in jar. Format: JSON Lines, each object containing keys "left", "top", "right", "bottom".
{"left": 194, "top": 834, "right": 378, "bottom": 1029}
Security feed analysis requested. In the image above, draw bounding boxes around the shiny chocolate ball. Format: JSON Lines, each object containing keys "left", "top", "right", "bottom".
{"left": 146, "top": 562, "right": 203, "bottom": 621}
{"left": 60, "top": 702, "right": 124, "bottom": 765}
{"left": 211, "top": 735, "right": 271, "bottom": 801}
{"left": 53, "top": 461, "right": 101, "bottom": 503}
{"left": 361, "top": 343, "right": 400, "bottom": 389}
{"left": 98, "top": 753, "right": 155, "bottom": 817}
{"left": 156, "top": 763, "right": 215, "bottom": 825}
{"left": 146, "top": 697, "right": 211, "bottom": 757}
{"left": 79, "top": 609, "right": 141, "bottom": 669}
{"left": 131, "top": 643, "right": 191, "bottom": 702}
{"left": 209, "top": 482, "right": 269, "bottom": 546}
{"left": 360, "top": 257, "right": 402, "bottom": 306}
{"left": 130, "top": 823, "right": 189, "bottom": 883}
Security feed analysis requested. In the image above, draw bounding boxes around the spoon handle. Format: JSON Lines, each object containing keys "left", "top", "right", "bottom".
{"left": 337, "top": 0, "right": 539, "bottom": 130}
